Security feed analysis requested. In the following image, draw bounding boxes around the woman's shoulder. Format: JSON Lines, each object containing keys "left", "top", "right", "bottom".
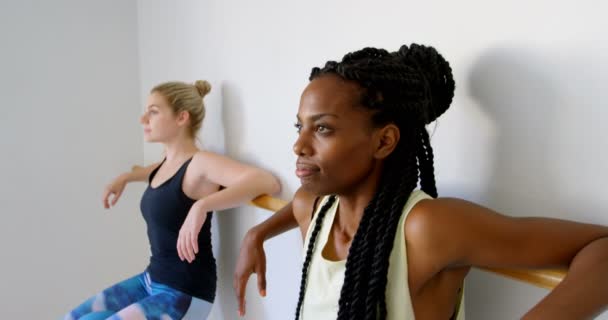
{"left": 181, "top": 150, "right": 227, "bottom": 182}
{"left": 407, "top": 195, "right": 483, "bottom": 223}
{"left": 191, "top": 149, "right": 220, "bottom": 162}
{"left": 292, "top": 187, "right": 322, "bottom": 225}
{"left": 404, "top": 196, "right": 502, "bottom": 264}
{"left": 189, "top": 150, "right": 237, "bottom": 172}
{"left": 405, "top": 197, "right": 480, "bottom": 248}
{"left": 188, "top": 149, "right": 278, "bottom": 188}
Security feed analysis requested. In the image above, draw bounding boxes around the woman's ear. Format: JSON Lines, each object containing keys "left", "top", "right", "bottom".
{"left": 176, "top": 110, "right": 191, "bottom": 126}
{"left": 373, "top": 124, "right": 400, "bottom": 159}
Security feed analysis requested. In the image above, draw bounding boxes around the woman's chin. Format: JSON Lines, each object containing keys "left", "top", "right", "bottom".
{"left": 143, "top": 136, "right": 157, "bottom": 143}
{"left": 300, "top": 181, "right": 333, "bottom": 197}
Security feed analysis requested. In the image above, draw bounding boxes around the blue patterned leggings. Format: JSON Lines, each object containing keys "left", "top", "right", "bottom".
{"left": 63, "top": 272, "right": 212, "bottom": 320}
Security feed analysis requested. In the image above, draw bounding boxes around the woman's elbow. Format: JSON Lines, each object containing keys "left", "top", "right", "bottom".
{"left": 247, "top": 169, "right": 281, "bottom": 195}
{"left": 265, "top": 172, "right": 281, "bottom": 195}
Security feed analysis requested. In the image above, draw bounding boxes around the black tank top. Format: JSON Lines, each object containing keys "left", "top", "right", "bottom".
{"left": 140, "top": 158, "right": 216, "bottom": 302}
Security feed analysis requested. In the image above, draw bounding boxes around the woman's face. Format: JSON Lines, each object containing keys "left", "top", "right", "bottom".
{"left": 294, "top": 74, "right": 382, "bottom": 196}
{"left": 140, "top": 92, "right": 182, "bottom": 143}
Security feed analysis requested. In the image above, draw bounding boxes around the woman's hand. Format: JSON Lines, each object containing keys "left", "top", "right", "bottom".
{"left": 177, "top": 201, "right": 209, "bottom": 263}
{"left": 234, "top": 228, "right": 267, "bottom": 317}
{"left": 102, "top": 174, "right": 128, "bottom": 209}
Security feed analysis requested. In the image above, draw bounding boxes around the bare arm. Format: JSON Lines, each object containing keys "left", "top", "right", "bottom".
{"left": 178, "top": 151, "right": 281, "bottom": 262}
{"left": 233, "top": 187, "right": 318, "bottom": 316}
{"left": 102, "top": 162, "right": 160, "bottom": 208}
{"left": 126, "top": 162, "right": 161, "bottom": 183}
{"left": 525, "top": 238, "right": 608, "bottom": 319}
{"left": 248, "top": 187, "right": 319, "bottom": 241}
{"left": 406, "top": 198, "right": 608, "bottom": 319}
{"left": 188, "top": 151, "right": 281, "bottom": 212}
{"left": 248, "top": 201, "right": 298, "bottom": 241}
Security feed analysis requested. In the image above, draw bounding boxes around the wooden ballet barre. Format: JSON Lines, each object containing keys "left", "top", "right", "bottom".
{"left": 132, "top": 162, "right": 566, "bottom": 289}
{"left": 250, "top": 195, "right": 567, "bottom": 290}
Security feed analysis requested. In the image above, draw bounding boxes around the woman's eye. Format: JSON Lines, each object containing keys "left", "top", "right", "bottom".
{"left": 316, "top": 125, "right": 328, "bottom": 133}
{"left": 294, "top": 123, "right": 302, "bottom": 132}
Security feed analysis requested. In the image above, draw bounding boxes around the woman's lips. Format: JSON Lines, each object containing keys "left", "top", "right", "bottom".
{"left": 295, "top": 163, "right": 320, "bottom": 178}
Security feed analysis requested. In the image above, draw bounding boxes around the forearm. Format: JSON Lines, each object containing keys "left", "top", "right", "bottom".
{"left": 124, "top": 163, "right": 160, "bottom": 183}
{"left": 249, "top": 202, "right": 298, "bottom": 241}
{"left": 524, "top": 237, "right": 608, "bottom": 319}
{"left": 197, "top": 170, "right": 281, "bottom": 213}
{"left": 250, "top": 169, "right": 281, "bottom": 196}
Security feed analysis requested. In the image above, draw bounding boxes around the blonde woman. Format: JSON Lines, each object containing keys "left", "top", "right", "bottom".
{"left": 64, "top": 80, "right": 280, "bottom": 320}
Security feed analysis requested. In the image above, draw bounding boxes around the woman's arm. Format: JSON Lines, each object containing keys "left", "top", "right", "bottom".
{"left": 177, "top": 151, "right": 281, "bottom": 262}
{"left": 524, "top": 237, "right": 608, "bottom": 319}
{"left": 233, "top": 201, "right": 296, "bottom": 316}
{"left": 101, "top": 162, "right": 160, "bottom": 208}
{"left": 233, "top": 187, "right": 318, "bottom": 316}
{"left": 405, "top": 198, "right": 608, "bottom": 319}
{"left": 126, "top": 162, "right": 161, "bottom": 183}
{"left": 247, "top": 201, "right": 299, "bottom": 242}
{"left": 187, "top": 151, "right": 281, "bottom": 212}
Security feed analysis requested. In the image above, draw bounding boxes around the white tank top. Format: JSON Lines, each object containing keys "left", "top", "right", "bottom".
{"left": 300, "top": 190, "right": 465, "bottom": 320}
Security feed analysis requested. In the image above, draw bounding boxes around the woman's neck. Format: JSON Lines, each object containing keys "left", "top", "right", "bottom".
{"left": 162, "top": 137, "right": 199, "bottom": 163}
{"left": 334, "top": 161, "right": 384, "bottom": 238}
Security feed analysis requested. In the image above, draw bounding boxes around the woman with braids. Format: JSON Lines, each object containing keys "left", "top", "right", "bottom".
{"left": 63, "top": 80, "right": 280, "bottom": 320}
{"left": 234, "top": 44, "right": 608, "bottom": 319}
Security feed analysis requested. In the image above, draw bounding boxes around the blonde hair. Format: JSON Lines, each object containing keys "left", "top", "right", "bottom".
{"left": 151, "top": 80, "right": 211, "bottom": 138}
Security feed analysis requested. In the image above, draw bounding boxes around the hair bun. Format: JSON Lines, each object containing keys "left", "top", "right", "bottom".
{"left": 194, "top": 80, "right": 211, "bottom": 97}
{"left": 395, "top": 44, "right": 455, "bottom": 124}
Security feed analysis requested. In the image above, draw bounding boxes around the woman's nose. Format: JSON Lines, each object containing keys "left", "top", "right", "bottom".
{"left": 293, "top": 133, "right": 312, "bottom": 156}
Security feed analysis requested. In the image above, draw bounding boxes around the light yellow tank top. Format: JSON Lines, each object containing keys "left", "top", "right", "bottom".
{"left": 300, "top": 190, "right": 465, "bottom": 320}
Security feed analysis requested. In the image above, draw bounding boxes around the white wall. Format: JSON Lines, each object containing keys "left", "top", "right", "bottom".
{"left": 0, "top": 1, "right": 145, "bottom": 318}
{"left": 138, "top": 1, "right": 608, "bottom": 319}
{"left": 4, "top": 0, "right": 604, "bottom": 318}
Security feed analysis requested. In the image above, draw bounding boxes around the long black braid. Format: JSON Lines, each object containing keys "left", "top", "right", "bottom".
{"left": 294, "top": 44, "right": 455, "bottom": 320}
{"left": 294, "top": 195, "right": 337, "bottom": 318}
